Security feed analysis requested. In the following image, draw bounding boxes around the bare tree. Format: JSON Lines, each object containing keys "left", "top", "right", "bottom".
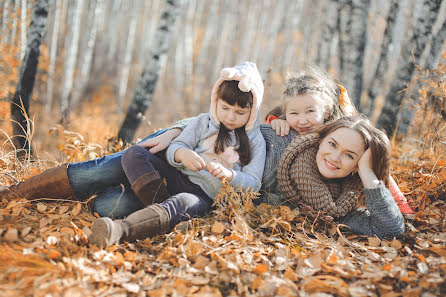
{"left": 364, "top": 0, "right": 399, "bottom": 116}
{"left": 1, "top": 1, "right": 11, "bottom": 44}
{"left": 338, "top": 0, "right": 371, "bottom": 108}
{"left": 20, "top": 0, "right": 27, "bottom": 59}
{"left": 315, "top": 0, "right": 339, "bottom": 71}
{"left": 45, "top": 0, "right": 61, "bottom": 112}
{"left": 118, "top": 0, "right": 187, "bottom": 143}
{"left": 377, "top": 0, "right": 442, "bottom": 135}
{"left": 117, "top": 0, "right": 138, "bottom": 119}
{"left": 11, "top": 0, "right": 49, "bottom": 156}
{"left": 60, "top": 0, "right": 84, "bottom": 119}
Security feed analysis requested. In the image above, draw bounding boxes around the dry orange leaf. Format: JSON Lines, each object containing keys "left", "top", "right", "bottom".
{"left": 253, "top": 264, "right": 268, "bottom": 274}
{"left": 48, "top": 249, "right": 61, "bottom": 259}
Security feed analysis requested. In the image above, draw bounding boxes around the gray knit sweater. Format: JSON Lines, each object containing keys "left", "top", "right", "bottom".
{"left": 170, "top": 120, "right": 405, "bottom": 239}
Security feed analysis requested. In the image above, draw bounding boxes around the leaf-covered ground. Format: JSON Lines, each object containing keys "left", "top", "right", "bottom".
{"left": 0, "top": 137, "right": 445, "bottom": 297}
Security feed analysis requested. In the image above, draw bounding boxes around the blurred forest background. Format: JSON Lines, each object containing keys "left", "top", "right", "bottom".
{"left": 0, "top": 0, "right": 445, "bottom": 160}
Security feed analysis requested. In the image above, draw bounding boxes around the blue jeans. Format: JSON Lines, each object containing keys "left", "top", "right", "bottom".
{"left": 67, "top": 129, "right": 168, "bottom": 218}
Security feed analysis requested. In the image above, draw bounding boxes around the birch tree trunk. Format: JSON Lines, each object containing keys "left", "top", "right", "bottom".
{"left": 71, "top": 0, "right": 103, "bottom": 110}
{"left": 377, "top": 0, "right": 442, "bottom": 135}
{"left": 315, "top": 0, "right": 339, "bottom": 71}
{"left": 281, "top": 0, "right": 304, "bottom": 73}
{"left": 20, "top": 0, "right": 27, "bottom": 60}
{"left": 60, "top": 0, "right": 84, "bottom": 120}
{"left": 423, "top": 15, "right": 446, "bottom": 69}
{"left": 11, "top": 0, "right": 49, "bottom": 156}
{"left": 11, "top": 0, "right": 19, "bottom": 44}
{"left": 338, "top": 0, "right": 371, "bottom": 108}
{"left": 364, "top": 0, "right": 399, "bottom": 116}
{"left": 117, "top": 0, "right": 138, "bottom": 119}
{"left": 118, "top": 0, "right": 187, "bottom": 143}
{"left": 45, "top": 0, "right": 61, "bottom": 112}
{"left": 192, "top": 1, "right": 217, "bottom": 112}
{"left": 262, "top": 0, "right": 285, "bottom": 70}
{"left": 1, "top": 1, "right": 10, "bottom": 44}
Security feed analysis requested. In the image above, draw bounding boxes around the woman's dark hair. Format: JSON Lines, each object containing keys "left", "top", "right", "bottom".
{"left": 214, "top": 80, "right": 253, "bottom": 165}
{"left": 317, "top": 116, "right": 391, "bottom": 184}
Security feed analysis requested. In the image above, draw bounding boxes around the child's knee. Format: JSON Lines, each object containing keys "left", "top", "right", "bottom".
{"left": 122, "top": 146, "right": 152, "bottom": 166}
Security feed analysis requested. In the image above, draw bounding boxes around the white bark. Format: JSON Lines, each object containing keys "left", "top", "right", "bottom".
{"left": 281, "top": 0, "right": 304, "bottom": 73}
{"left": 117, "top": 0, "right": 138, "bottom": 118}
{"left": 316, "top": 0, "right": 339, "bottom": 71}
{"left": 364, "top": 0, "right": 399, "bottom": 115}
{"left": 106, "top": 0, "right": 121, "bottom": 63}
{"left": 71, "top": 0, "right": 103, "bottom": 110}
{"left": 262, "top": 0, "right": 285, "bottom": 70}
{"left": 11, "top": 0, "right": 19, "bottom": 44}
{"left": 20, "top": 0, "right": 27, "bottom": 60}
{"left": 1, "top": 1, "right": 10, "bottom": 44}
{"left": 339, "top": 0, "right": 371, "bottom": 108}
{"left": 60, "top": 0, "right": 84, "bottom": 118}
{"left": 192, "top": 1, "right": 217, "bottom": 111}
{"left": 45, "top": 0, "right": 61, "bottom": 112}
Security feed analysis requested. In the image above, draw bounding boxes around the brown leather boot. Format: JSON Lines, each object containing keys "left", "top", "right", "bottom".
{"left": 131, "top": 171, "right": 170, "bottom": 206}
{"left": 0, "top": 164, "right": 75, "bottom": 200}
{"left": 88, "top": 204, "right": 170, "bottom": 248}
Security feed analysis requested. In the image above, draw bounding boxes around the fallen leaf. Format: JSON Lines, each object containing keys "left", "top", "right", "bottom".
{"left": 211, "top": 221, "right": 225, "bottom": 234}
{"left": 4, "top": 228, "right": 19, "bottom": 241}
{"left": 368, "top": 237, "right": 381, "bottom": 247}
{"left": 253, "top": 264, "right": 268, "bottom": 274}
{"left": 36, "top": 203, "right": 47, "bottom": 212}
{"left": 71, "top": 203, "right": 82, "bottom": 216}
{"left": 390, "top": 238, "right": 402, "bottom": 250}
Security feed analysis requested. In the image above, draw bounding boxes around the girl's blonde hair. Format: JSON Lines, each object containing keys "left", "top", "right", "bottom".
{"left": 266, "top": 66, "right": 358, "bottom": 122}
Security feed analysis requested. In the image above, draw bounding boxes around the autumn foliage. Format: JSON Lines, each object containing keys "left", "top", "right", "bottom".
{"left": 1, "top": 39, "right": 445, "bottom": 297}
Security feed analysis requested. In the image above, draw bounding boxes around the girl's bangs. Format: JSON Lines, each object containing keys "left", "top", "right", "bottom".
{"left": 218, "top": 80, "right": 253, "bottom": 108}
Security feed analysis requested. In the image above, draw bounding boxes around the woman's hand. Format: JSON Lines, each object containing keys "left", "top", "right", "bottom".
{"left": 174, "top": 148, "right": 206, "bottom": 171}
{"left": 270, "top": 119, "right": 290, "bottom": 136}
{"left": 138, "top": 129, "right": 182, "bottom": 154}
{"left": 207, "top": 162, "right": 233, "bottom": 181}
{"left": 358, "top": 148, "right": 379, "bottom": 188}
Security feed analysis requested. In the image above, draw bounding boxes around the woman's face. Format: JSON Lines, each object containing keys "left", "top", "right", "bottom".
{"left": 216, "top": 98, "right": 251, "bottom": 130}
{"left": 285, "top": 94, "right": 329, "bottom": 135}
{"left": 316, "top": 127, "right": 366, "bottom": 179}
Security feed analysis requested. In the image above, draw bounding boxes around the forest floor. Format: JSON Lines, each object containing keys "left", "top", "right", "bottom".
{"left": 0, "top": 126, "right": 445, "bottom": 297}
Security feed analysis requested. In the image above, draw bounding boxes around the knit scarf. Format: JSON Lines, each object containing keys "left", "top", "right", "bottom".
{"left": 277, "top": 133, "right": 364, "bottom": 218}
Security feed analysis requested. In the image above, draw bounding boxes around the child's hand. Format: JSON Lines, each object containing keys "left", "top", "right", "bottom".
{"left": 175, "top": 148, "right": 206, "bottom": 171}
{"left": 358, "top": 148, "right": 379, "bottom": 188}
{"left": 138, "top": 129, "right": 182, "bottom": 154}
{"left": 270, "top": 119, "right": 290, "bottom": 136}
{"left": 207, "top": 162, "right": 233, "bottom": 181}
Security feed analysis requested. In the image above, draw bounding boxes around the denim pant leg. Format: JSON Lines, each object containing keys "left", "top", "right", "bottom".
{"left": 67, "top": 129, "right": 168, "bottom": 217}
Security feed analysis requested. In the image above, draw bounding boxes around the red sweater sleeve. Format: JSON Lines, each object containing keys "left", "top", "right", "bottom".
{"left": 266, "top": 115, "right": 279, "bottom": 124}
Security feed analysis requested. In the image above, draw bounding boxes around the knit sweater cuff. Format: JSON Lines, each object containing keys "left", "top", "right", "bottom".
{"left": 364, "top": 181, "right": 393, "bottom": 207}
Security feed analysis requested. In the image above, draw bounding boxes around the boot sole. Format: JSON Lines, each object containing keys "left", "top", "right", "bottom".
{"left": 89, "top": 218, "right": 112, "bottom": 248}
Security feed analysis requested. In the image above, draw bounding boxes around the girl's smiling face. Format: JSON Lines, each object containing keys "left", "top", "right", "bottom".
{"left": 316, "top": 127, "right": 366, "bottom": 179}
{"left": 216, "top": 98, "right": 251, "bottom": 130}
{"left": 285, "top": 94, "right": 329, "bottom": 135}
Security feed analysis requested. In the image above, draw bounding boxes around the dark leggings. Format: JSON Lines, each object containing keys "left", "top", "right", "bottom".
{"left": 121, "top": 146, "right": 214, "bottom": 228}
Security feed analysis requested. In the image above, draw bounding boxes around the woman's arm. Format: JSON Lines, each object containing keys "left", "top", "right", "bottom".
{"left": 138, "top": 117, "right": 195, "bottom": 153}
{"left": 339, "top": 149, "right": 404, "bottom": 238}
{"left": 338, "top": 182, "right": 405, "bottom": 238}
